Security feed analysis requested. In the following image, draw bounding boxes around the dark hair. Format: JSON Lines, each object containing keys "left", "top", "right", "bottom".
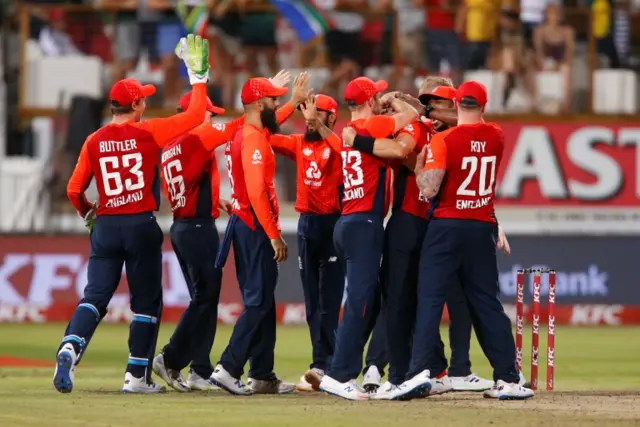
{"left": 110, "top": 99, "right": 133, "bottom": 115}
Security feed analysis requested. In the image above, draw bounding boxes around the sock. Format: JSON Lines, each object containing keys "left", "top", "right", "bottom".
{"left": 59, "top": 302, "right": 102, "bottom": 359}
{"left": 127, "top": 313, "right": 160, "bottom": 379}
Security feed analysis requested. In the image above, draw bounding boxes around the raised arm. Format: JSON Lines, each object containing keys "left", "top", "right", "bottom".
{"left": 139, "top": 83, "right": 207, "bottom": 148}
{"left": 67, "top": 142, "right": 94, "bottom": 217}
{"left": 268, "top": 134, "right": 298, "bottom": 159}
{"left": 193, "top": 121, "right": 237, "bottom": 151}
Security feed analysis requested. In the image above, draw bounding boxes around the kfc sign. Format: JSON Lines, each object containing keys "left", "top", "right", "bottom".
{"left": 496, "top": 124, "right": 640, "bottom": 205}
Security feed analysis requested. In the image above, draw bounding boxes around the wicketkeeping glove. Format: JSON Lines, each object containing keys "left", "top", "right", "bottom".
{"left": 84, "top": 206, "right": 96, "bottom": 233}
{"left": 174, "top": 34, "right": 210, "bottom": 85}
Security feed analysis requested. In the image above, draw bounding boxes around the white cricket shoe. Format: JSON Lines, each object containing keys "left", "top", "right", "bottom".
{"left": 429, "top": 374, "right": 454, "bottom": 395}
{"left": 381, "top": 369, "right": 432, "bottom": 401}
{"left": 122, "top": 373, "right": 167, "bottom": 393}
{"left": 319, "top": 376, "right": 369, "bottom": 401}
{"left": 187, "top": 370, "right": 219, "bottom": 391}
{"left": 53, "top": 343, "right": 77, "bottom": 394}
{"left": 518, "top": 371, "right": 530, "bottom": 387}
{"left": 210, "top": 364, "right": 253, "bottom": 395}
{"left": 362, "top": 366, "right": 382, "bottom": 393}
{"left": 449, "top": 373, "right": 493, "bottom": 392}
{"left": 248, "top": 378, "right": 296, "bottom": 394}
{"left": 369, "top": 381, "right": 400, "bottom": 400}
{"left": 297, "top": 368, "right": 323, "bottom": 392}
{"left": 483, "top": 380, "right": 534, "bottom": 400}
{"left": 152, "top": 354, "right": 190, "bottom": 392}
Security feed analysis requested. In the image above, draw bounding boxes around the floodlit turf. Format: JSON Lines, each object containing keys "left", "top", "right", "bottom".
{"left": 1, "top": 324, "right": 639, "bottom": 427}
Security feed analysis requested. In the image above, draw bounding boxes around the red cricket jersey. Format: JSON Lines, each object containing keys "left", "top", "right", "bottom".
{"left": 269, "top": 133, "right": 342, "bottom": 215}
{"left": 425, "top": 122, "right": 504, "bottom": 223}
{"left": 225, "top": 124, "right": 280, "bottom": 239}
{"left": 341, "top": 115, "right": 396, "bottom": 217}
{"left": 393, "top": 120, "right": 434, "bottom": 219}
{"left": 426, "top": 0, "right": 455, "bottom": 29}
{"left": 161, "top": 122, "right": 238, "bottom": 219}
{"left": 66, "top": 84, "right": 208, "bottom": 217}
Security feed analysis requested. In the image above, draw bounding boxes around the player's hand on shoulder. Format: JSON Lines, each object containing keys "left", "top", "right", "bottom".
{"left": 497, "top": 225, "right": 511, "bottom": 254}
{"left": 342, "top": 127, "right": 356, "bottom": 147}
{"left": 269, "top": 69, "right": 292, "bottom": 88}
{"left": 175, "top": 34, "right": 209, "bottom": 85}
{"left": 218, "top": 199, "right": 233, "bottom": 216}
{"left": 271, "top": 236, "right": 288, "bottom": 263}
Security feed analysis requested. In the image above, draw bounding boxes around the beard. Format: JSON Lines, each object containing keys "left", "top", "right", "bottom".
{"left": 261, "top": 107, "right": 280, "bottom": 134}
{"left": 433, "top": 120, "right": 450, "bottom": 132}
{"left": 304, "top": 117, "right": 330, "bottom": 142}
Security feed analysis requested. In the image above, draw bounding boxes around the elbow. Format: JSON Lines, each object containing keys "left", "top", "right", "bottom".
{"left": 422, "top": 188, "right": 437, "bottom": 199}
{"left": 393, "top": 144, "right": 412, "bottom": 159}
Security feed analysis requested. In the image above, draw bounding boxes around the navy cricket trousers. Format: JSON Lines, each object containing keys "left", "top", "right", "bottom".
{"left": 407, "top": 219, "right": 519, "bottom": 383}
{"left": 297, "top": 213, "right": 345, "bottom": 371}
{"left": 162, "top": 218, "right": 221, "bottom": 378}
{"left": 380, "top": 210, "right": 427, "bottom": 385}
{"left": 329, "top": 213, "right": 384, "bottom": 383}
{"left": 218, "top": 215, "right": 279, "bottom": 380}
{"left": 59, "top": 213, "right": 163, "bottom": 380}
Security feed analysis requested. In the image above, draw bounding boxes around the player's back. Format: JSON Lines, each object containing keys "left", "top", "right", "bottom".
{"left": 161, "top": 133, "right": 217, "bottom": 219}
{"left": 86, "top": 122, "right": 163, "bottom": 216}
{"left": 341, "top": 117, "right": 393, "bottom": 218}
{"left": 431, "top": 122, "right": 504, "bottom": 223}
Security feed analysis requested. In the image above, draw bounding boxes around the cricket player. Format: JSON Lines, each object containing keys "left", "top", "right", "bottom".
{"left": 54, "top": 34, "right": 209, "bottom": 394}
{"left": 391, "top": 81, "right": 534, "bottom": 401}
{"left": 151, "top": 93, "right": 230, "bottom": 393}
{"left": 265, "top": 93, "right": 344, "bottom": 391}
{"left": 211, "top": 77, "right": 295, "bottom": 395}
{"left": 307, "top": 77, "right": 419, "bottom": 400}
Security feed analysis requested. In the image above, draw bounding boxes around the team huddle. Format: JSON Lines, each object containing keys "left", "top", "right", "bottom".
{"left": 54, "top": 34, "right": 534, "bottom": 401}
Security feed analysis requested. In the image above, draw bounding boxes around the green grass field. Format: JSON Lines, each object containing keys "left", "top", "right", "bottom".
{"left": 0, "top": 324, "right": 639, "bottom": 427}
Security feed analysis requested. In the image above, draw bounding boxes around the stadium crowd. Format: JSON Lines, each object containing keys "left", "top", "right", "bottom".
{"left": 14, "top": 0, "right": 640, "bottom": 113}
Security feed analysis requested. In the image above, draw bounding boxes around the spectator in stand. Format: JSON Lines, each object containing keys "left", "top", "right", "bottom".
{"left": 533, "top": 3, "right": 575, "bottom": 113}
{"left": 455, "top": 0, "right": 499, "bottom": 70}
{"left": 210, "top": 0, "right": 243, "bottom": 109}
{"left": 38, "top": 8, "right": 82, "bottom": 56}
{"left": 498, "top": 0, "right": 525, "bottom": 109}
{"left": 420, "top": 0, "right": 461, "bottom": 84}
{"left": 520, "top": 0, "right": 549, "bottom": 49}
{"left": 383, "top": 0, "right": 425, "bottom": 92}
{"left": 106, "top": 0, "right": 185, "bottom": 108}
{"left": 238, "top": 0, "right": 279, "bottom": 77}
{"left": 317, "top": 0, "right": 365, "bottom": 100}
{"left": 588, "top": 0, "right": 629, "bottom": 68}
